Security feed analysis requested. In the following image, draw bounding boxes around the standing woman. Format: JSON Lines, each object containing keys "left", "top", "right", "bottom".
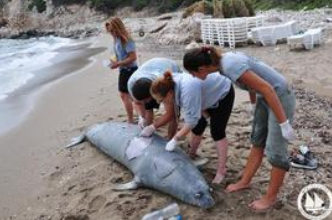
{"left": 149, "top": 71, "right": 234, "bottom": 184}
{"left": 105, "top": 17, "right": 138, "bottom": 123}
{"left": 183, "top": 46, "right": 296, "bottom": 211}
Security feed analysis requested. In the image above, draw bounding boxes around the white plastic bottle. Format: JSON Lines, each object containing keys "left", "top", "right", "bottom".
{"left": 142, "top": 203, "right": 180, "bottom": 220}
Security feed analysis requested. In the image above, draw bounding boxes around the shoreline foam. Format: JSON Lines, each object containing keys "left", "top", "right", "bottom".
{"left": 0, "top": 38, "right": 105, "bottom": 136}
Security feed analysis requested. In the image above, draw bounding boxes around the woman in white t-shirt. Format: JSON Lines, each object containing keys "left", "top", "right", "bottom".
{"left": 145, "top": 71, "right": 234, "bottom": 184}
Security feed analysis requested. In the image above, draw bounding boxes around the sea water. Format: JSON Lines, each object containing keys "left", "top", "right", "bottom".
{"left": 0, "top": 36, "right": 73, "bottom": 101}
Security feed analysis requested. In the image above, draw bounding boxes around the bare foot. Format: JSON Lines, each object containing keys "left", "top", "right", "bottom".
{"left": 248, "top": 197, "right": 277, "bottom": 212}
{"left": 212, "top": 173, "right": 225, "bottom": 184}
{"left": 127, "top": 120, "right": 135, "bottom": 124}
{"left": 225, "top": 180, "right": 250, "bottom": 193}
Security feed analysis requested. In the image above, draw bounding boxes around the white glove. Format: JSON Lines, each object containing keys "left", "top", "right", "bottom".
{"left": 280, "top": 120, "right": 296, "bottom": 141}
{"left": 138, "top": 116, "right": 146, "bottom": 129}
{"left": 165, "top": 138, "right": 178, "bottom": 151}
{"left": 139, "top": 125, "right": 156, "bottom": 137}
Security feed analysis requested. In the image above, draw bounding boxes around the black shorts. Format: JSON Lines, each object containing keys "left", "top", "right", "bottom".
{"left": 144, "top": 98, "right": 160, "bottom": 110}
{"left": 118, "top": 66, "right": 138, "bottom": 93}
{"left": 192, "top": 85, "right": 235, "bottom": 141}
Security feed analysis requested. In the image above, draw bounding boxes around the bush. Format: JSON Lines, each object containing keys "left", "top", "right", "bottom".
{"left": 28, "top": 0, "right": 47, "bottom": 13}
{"left": 243, "top": 0, "right": 255, "bottom": 16}
{"left": 232, "top": 0, "right": 249, "bottom": 17}
{"left": 253, "top": 0, "right": 332, "bottom": 10}
{"left": 52, "top": 0, "right": 87, "bottom": 7}
{"left": 222, "top": 0, "right": 236, "bottom": 18}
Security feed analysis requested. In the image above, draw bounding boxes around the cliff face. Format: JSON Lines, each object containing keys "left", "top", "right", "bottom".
{"left": 0, "top": 0, "right": 105, "bottom": 39}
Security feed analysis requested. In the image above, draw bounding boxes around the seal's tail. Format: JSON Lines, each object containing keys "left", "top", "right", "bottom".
{"left": 65, "top": 134, "right": 86, "bottom": 148}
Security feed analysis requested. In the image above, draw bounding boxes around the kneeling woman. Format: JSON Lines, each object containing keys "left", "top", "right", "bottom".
{"left": 128, "top": 58, "right": 182, "bottom": 139}
{"left": 148, "top": 71, "right": 234, "bottom": 183}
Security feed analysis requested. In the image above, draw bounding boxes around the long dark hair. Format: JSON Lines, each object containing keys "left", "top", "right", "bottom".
{"left": 183, "top": 46, "right": 222, "bottom": 72}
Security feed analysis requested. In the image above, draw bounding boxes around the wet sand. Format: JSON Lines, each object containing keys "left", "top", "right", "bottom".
{"left": 1, "top": 31, "right": 332, "bottom": 220}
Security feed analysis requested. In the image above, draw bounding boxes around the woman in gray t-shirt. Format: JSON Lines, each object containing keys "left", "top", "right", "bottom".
{"left": 105, "top": 17, "right": 137, "bottom": 124}
{"left": 183, "top": 46, "right": 296, "bottom": 212}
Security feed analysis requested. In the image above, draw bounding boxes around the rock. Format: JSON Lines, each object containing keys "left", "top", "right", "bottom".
{"left": 0, "top": 17, "right": 9, "bottom": 27}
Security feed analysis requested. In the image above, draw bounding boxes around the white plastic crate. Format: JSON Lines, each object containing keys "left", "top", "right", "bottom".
{"left": 200, "top": 16, "right": 265, "bottom": 49}
{"left": 287, "top": 28, "right": 323, "bottom": 50}
{"left": 251, "top": 20, "right": 299, "bottom": 46}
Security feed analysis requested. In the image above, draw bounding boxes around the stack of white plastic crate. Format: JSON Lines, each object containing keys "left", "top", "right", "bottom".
{"left": 287, "top": 27, "right": 323, "bottom": 50}
{"left": 201, "top": 19, "right": 218, "bottom": 45}
{"left": 246, "top": 16, "right": 265, "bottom": 32}
{"left": 200, "top": 16, "right": 265, "bottom": 49}
{"left": 251, "top": 20, "right": 299, "bottom": 46}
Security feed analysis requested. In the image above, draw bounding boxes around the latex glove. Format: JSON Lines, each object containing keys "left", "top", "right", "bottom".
{"left": 139, "top": 125, "right": 155, "bottom": 137}
{"left": 165, "top": 138, "right": 178, "bottom": 151}
{"left": 280, "top": 120, "right": 296, "bottom": 141}
{"left": 138, "top": 116, "right": 146, "bottom": 129}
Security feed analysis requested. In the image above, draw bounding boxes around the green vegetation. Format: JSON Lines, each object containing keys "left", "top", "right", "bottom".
{"left": 6, "top": 0, "right": 330, "bottom": 15}
{"left": 254, "top": 0, "right": 332, "bottom": 10}
{"left": 28, "top": 0, "right": 46, "bottom": 13}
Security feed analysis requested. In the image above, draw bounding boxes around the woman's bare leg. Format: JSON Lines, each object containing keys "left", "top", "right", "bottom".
{"left": 120, "top": 92, "right": 134, "bottom": 123}
{"left": 226, "top": 146, "right": 264, "bottom": 192}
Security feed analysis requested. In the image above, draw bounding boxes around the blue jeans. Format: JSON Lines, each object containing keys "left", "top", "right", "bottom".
{"left": 251, "top": 88, "right": 296, "bottom": 171}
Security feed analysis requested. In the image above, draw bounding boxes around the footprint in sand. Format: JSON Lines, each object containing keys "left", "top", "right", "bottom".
{"left": 62, "top": 214, "right": 90, "bottom": 220}
{"left": 117, "top": 114, "right": 126, "bottom": 118}
{"left": 49, "top": 169, "right": 64, "bottom": 183}
{"left": 87, "top": 195, "right": 107, "bottom": 213}
{"left": 117, "top": 193, "right": 132, "bottom": 199}
{"left": 137, "top": 194, "right": 152, "bottom": 202}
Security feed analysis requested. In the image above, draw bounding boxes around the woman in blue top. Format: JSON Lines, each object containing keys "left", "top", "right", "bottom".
{"left": 149, "top": 71, "right": 234, "bottom": 184}
{"left": 105, "top": 17, "right": 138, "bottom": 123}
{"left": 183, "top": 46, "right": 296, "bottom": 211}
{"left": 127, "top": 58, "right": 182, "bottom": 139}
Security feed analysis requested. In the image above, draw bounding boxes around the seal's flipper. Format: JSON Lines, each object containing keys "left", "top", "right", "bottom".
{"left": 65, "top": 134, "right": 86, "bottom": 148}
{"left": 193, "top": 157, "right": 209, "bottom": 167}
{"left": 113, "top": 177, "right": 141, "bottom": 191}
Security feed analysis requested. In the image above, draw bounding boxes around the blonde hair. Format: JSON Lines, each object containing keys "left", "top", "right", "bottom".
{"left": 105, "top": 17, "right": 132, "bottom": 45}
{"left": 150, "top": 71, "right": 175, "bottom": 102}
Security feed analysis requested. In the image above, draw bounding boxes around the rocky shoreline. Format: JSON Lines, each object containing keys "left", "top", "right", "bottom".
{"left": 1, "top": 1, "right": 332, "bottom": 41}
{"left": 0, "top": 2, "right": 106, "bottom": 39}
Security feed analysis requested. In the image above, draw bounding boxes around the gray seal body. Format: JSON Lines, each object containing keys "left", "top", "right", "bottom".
{"left": 67, "top": 121, "right": 215, "bottom": 208}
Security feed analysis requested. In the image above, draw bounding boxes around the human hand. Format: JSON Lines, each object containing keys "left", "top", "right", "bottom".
{"left": 165, "top": 138, "right": 178, "bottom": 151}
{"left": 138, "top": 116, "right": 146, "bottom": 129}
{"left": 202, "top": 110, "right": 210, "bottom": 119}
{"left": 139, "top": 125, "right": 155, "bottom": 137}
{"left": 280, "top": 120, "right": 296, "bottom": 141}
{"left": 110, "top": 61, "right": 120, "bottom": 69}
{"left": 102, "top": 59, "right": 111, "bottom": 68}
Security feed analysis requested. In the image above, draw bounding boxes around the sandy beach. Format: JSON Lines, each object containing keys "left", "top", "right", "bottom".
{"left": 1, "top": 28, "right": 332, "bottom": 220}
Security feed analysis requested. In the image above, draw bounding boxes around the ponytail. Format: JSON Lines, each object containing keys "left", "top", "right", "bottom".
{"left": 150, "top": 71, "right": 175, "bottom": 102}
{"left": 183, "top": 46, "right": 222, "bottom": 72}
